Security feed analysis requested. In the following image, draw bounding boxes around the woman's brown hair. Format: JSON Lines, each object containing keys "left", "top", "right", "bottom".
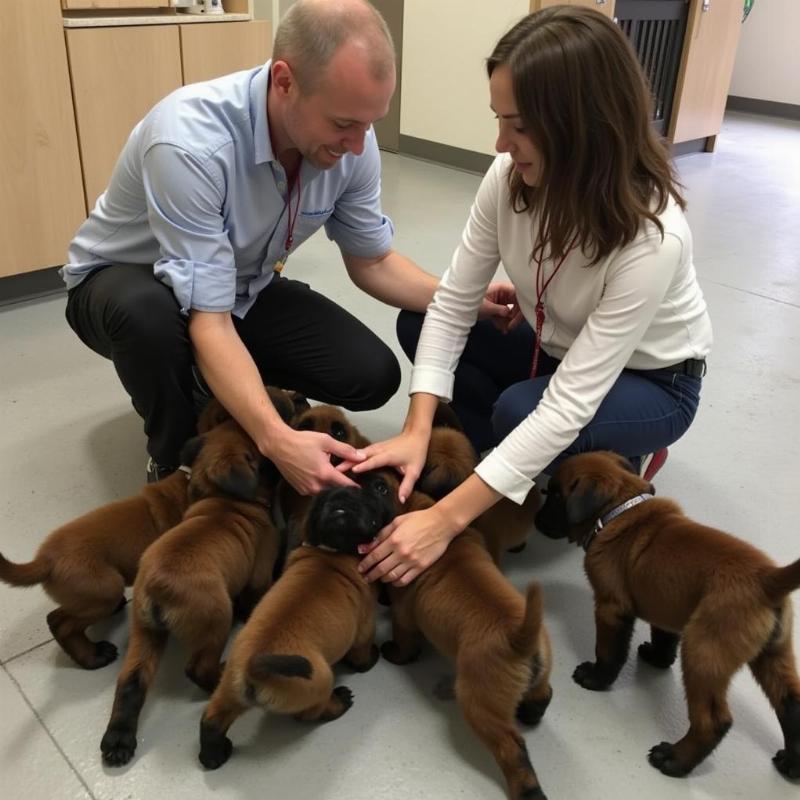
{"left": 487, "top": 5, "right": 685, "bottom": 265}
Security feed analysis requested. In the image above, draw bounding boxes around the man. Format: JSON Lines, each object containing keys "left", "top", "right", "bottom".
{"left": 61, "top": 0, "right": 509, "bottom": 493}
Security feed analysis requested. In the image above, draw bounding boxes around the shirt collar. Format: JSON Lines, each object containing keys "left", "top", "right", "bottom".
{"left": 251, "top": 59, "right": 275, "bottom": 166}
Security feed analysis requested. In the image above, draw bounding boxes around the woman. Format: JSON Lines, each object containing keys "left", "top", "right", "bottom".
{"left": 354, "top": 5, "right": 712, "bottom": 586}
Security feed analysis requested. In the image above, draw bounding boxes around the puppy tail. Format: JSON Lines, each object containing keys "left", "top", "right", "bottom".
{"left": 509, "top": 582, "right": 544, "bottom": 658}
{"left": 0, "top": 552, "right": 50, "bottom": 587}
{"left": 247, "top": 653, "right": 313, "bottom": 681}
{"left": 764, "top": 557, "right": 800, "bottom": 603}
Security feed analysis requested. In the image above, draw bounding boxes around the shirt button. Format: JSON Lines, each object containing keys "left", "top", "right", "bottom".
{"left": 277, "top": 181, "right": 286, "bottom": 192}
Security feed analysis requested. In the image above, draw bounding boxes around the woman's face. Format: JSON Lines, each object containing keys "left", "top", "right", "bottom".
{"left": 489, "top": 64, "right": 542, "bottom": 186}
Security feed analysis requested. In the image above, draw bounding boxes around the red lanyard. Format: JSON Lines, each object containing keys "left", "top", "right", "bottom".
{"left": 284, "top": 172, "right": 302, "bottom": 252}
{"left": 530, "top": 234, "right": 579, "bottom": 379}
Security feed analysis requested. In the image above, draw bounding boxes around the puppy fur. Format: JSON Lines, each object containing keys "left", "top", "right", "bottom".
{"left": 383, "top": 491, "right": 553, "bottom": 800}
{"left": 100, "top": 419, "right": 282, "bottom": 767}
{"left": 536, "top": 450, "right": 800, "bottom": 779}
{"left": 196, "top": 386, "right": 310, "bottom": 435}
{"left": 0, "top": 470, "right": 190, "bottom": 669}
{"left": 417, "top": 403, "right": 540, "bottom": 565}
{"left": 197, "top": 467, "right": 402, "bottom": 770}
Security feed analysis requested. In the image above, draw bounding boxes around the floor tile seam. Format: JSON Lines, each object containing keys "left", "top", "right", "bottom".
{"left": 1, "top": 637, "right": 55, "bottom": 666}
{"left": 1, "top": 662, "right": 98, "bottom": 800}
{"left": 701, "top": 278, "right": 800, "bottom": 310}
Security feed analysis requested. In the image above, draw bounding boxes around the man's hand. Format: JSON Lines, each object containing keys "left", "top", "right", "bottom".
{"left": 269, "top": 427, "right": 365, "bottom": 495}
{"left": 479, "top": 281, "right": 523, "bottom": 333}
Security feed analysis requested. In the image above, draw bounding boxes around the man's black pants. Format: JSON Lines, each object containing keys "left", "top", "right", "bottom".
{"left": 66, "top": 264, "right": 400, "bottom": 466}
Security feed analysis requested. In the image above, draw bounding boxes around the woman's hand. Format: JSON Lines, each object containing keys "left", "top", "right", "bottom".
{"left": 357, "top": 503, "right": 461, "bottom": 586}
{"left": 270, "top": 427, "right": 364, "bottom": 495}
{"left": 349, "top": 429, "right": 429, "bottom": 502}
{"left": 480, "top": 281, "right": 524, "bottom": 333}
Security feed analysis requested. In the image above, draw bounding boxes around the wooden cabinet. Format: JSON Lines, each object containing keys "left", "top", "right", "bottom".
{"left": 180, "top": 20, "right": 271, "bottom": 85}
{"left": 0, "top": 0, "right": 86, "bottom": 278}
{"left": 530, "top": 0, "right": 615, "bottom": 18}
{"left": 669, "top": 0, "right": 743, "bottom": 147}
{"left": 62, "top": 1, "right": 169, "bottom": 9}
{"left": 66, "top": 25, "right": 184, "bottom": 208}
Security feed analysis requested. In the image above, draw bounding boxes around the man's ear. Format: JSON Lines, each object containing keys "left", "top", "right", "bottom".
{"left": 179, "top": 435, "right": 205, "bottom": 467}
{"left": 270, "top": 60, "right": 295, "bottom": 96}
{"left": 565, "top": 477, "right": 614, "bottom": 525}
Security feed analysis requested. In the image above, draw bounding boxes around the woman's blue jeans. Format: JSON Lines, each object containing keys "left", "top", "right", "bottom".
{"left": 396, "top": 311, "right": 702, "bottom": 475}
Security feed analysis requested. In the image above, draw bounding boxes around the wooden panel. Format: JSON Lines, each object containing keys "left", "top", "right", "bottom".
{"left": 180, "top": 20, "right": 271, "bottom": 85}
{"left": 669, "top": 0, "right": 743, "bottom": 144}
{"left": 0, "top": 0, "right": 86, "bottom": 276}
{"left": 63, "top": 1, "right": 169, "bottom": 8}
{"left": 369, "top": 0, "right": 403, "bottom": 152}
{"left": 531, "top": 0, "right": 615, "bottom": 17}
{"left": 66, "top": 25, "right": 183, "bottom": 208}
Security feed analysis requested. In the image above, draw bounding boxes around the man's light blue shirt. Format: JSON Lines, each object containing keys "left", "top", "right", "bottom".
{"left": 61, "top": 61, "right": 394, "bottom": 318}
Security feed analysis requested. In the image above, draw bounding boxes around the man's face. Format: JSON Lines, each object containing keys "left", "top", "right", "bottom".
{"left": 280, "top": 41, "right": 395, "bottom": 170}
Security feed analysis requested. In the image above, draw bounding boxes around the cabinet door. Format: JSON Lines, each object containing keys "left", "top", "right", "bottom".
{"left": 0, "top": 0, "right": 86, "bottom": 276}
{"left": 180, "top": 21, "right": 272, "bottom": 85}
{"left": 531, "top": 0, "right": 615, "bottom": 18}
{"left": 668, "top": 0, "right": 742, "bottom": 144}
{"left": 66, "top": 26, "right": 183, "bottom": 209}
{"left": 62, "top": 2, "right": 169, "bottom": 8}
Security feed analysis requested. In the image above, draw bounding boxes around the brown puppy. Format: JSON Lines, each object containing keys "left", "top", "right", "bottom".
{"left": 197, "top": 467, "right": 402, "bottom": 770}
{"left": 100, "top": 419, "right": 282, "bottom": 767}
{"left": 535, "top": 450, "right": 800, "bottom": 780}
{"left": 417, "top": 403, "right": 540, "bottom": 565}
{"left": 0, "top": 470, "right": 190, "bottom": 669}
{"left": 273, "top": 403, "right": 371, "bottom": 556}
{"left": 382, "top": 492, "right": 553, "bottom": 800}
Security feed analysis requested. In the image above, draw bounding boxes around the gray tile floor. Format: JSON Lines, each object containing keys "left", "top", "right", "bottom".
{"left": 1, "top": 110, "right": 799, "bottom": 799}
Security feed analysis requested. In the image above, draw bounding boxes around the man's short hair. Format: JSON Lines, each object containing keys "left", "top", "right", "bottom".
{"left": 273, "top": 0, "right": 395, "bottom": 94}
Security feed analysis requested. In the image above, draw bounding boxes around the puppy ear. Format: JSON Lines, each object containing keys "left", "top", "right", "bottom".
{"left": 179, "top": 435, "right": 206, "bottom": 467}
{"left": 565, "top": 477, "right": 614, "bottom": 525}
{"left": 267, "top": 386, "right": 296, "bottom": 425}
{"left": 288, "top": 391, "right": 311, "bottom": 420}
{"left": 432, "top": 401, "right": 463, "bottom": 431}
{"left": 213, "top": 466, "right": 260, "bottom": 501}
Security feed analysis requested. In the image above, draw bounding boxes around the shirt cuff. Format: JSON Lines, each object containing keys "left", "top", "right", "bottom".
{"left": 154, "top": 258, "right": 236, "bottom": 314}
{"left": 475, "top": 450, "right": 536, "bottom": 505}
{"left": 408, "top": 365, "right": 455, "bottom": 400}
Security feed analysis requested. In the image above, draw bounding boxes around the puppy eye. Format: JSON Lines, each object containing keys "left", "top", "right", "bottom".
{"left": 374, "top": 480, "right": 388, "bottom": 496}
{"left": 330, "top": 422, "right": 347, "bottom": 441}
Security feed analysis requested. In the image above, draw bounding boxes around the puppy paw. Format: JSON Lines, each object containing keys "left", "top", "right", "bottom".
{"left": 638, "top": 641, "right": 676, "bottom": 669}
{"left": 333, "top": 685, "right": 354, "bottom": 710}
{"left": 344, "top": 644, "right": 380, "bottom": 673}
{"left": 517, "top": 688, "right": 553, "bottom": 726}
{"left": 572, "top": 661, "right": 613, "bottom": 691}
{"left": 86, "top": 640, "right": 119, "bottom": 669}
{"left": 185, "top": 664, "right": 221, "bottom": 694}
{"left": 199, "top": 736, "right": 233, "bottom": 770}
{"left": 432, "top": 675, "right": 455, "bottom": 701}
{"left": 380, "top": 640, "right": 420, "bottom": 665}
{"left": 100, "top": 728, "right": 137, "bottom": 767}
{"left": 648, "top": 742, "right": 691, "bottom": 777}
{"left": 774, "top": 748, "right": 800, "bottom": 780}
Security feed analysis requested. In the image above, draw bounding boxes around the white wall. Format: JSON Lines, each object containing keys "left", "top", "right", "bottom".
{"left": 729, "top": 0, "right": 800, "bottom": 105}
{"left": 400, "top": 0, "right": 529, "bottom": 155}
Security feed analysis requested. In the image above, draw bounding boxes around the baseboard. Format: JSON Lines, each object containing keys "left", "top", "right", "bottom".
{"left": 398, "top": 135, "right": 494, "bottom": 175}
{"left": 726, "top": 95, "right": 800, "bottom": 121}
{"left": 0, "top": 266, "right": 66, "bottom": 308}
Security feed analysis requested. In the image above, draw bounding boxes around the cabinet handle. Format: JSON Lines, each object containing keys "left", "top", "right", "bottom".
{"left": 702, "top": 0, "right": 711, "bottom": 11}
{"left": 596, "top": 0, "right": 608, "bottom": 5}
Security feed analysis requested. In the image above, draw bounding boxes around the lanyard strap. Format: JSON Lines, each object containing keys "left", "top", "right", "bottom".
{"left": 530, "top": 234, "right": 579, "bottom": 379}
{"left": 284, "top": 172, "right": 302, "bottom": 252}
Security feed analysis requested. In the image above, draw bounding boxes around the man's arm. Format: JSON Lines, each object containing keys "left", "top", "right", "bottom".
{"left": 342, "top": 249, "right": 513, "bottom": 322}
{"left": 189, "top": 310, "right": 363, "bottom": 494}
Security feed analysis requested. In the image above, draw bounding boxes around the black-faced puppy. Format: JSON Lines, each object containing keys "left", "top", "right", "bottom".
{"left": 382, "top": 492, "right": 553, "bottom": 800}
{"left": 418, "top": 402, "right": 540, "bottom": 566}
{"left": 273, "top": 404, "right": 370, "bottom": 556}
{"left": 100, "top": 420, "right": 281, "bottom": 766}
{"left": 197, "top": 467, "right": 403, "bottom": 770}
{"left": 536, "top": 450, "right": 800, "bottom": 780}
{"left": 0, "top": 471, "right": 190, "bottom": 669}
